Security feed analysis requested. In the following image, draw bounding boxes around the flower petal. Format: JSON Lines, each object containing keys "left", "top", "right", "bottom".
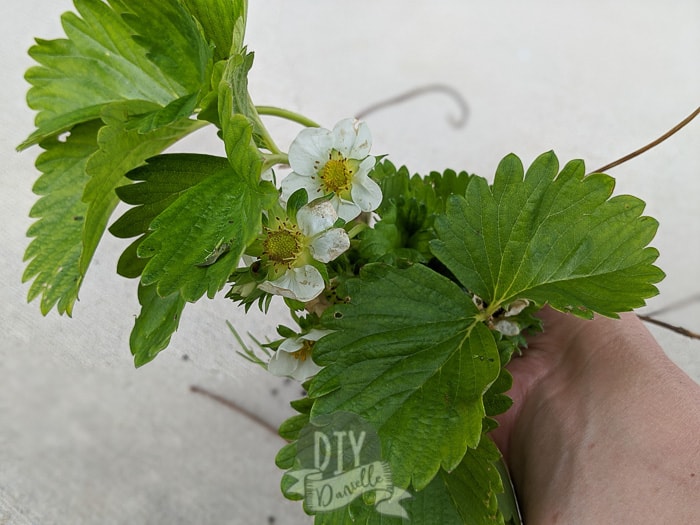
{"left": 258, "top": 265, "right": 325, "bottom": 302}
{"left": 309, "top": 228, "right": 350, "bottom": 263}
{"left": 296, "top": 200, "right": 337, "bottom": 237}
{"left": 278, "top": 336, "right": 304, "bottom": 354}
{"left": 301, "top": 329, "right": 333, "bottom": 342}
{"left": 334, "top": 197, "right": 362, "bottom": 223}
{"left": 505, "top": 299, "right": 530, "bottom": 317}
{"left": 350, "top": 170, "right": 382, "bottom": 213}
{"left": 281, "top": 171, "right": 323, "bottom": 203}
{"left": 292, "top": 358, "right": 322, "bottom": 381}
{"left": 289, "top": 127, "right": 334, "bottom": 176}
{"left": 332, "top": 118, "right": 371, "bottom": 159}
{"left": 268, "top": 350, "right": 299, "bottom": 377}
{"left": 493, "top": 319, "right": 520, "bottom": 337}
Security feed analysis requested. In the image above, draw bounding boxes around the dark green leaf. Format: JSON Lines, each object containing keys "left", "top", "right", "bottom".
{"left": 310, "top": 263, "right": 500, "bottom": 490}
{"left": 431, "top": 151, "right": 664, "bottom": 318}
{"left": 309, "top": 437, "right": 505, "bottom": 524}
{"left": 110, "top": 153, "right": 230, "bottom": 239}
{"left": 130, "top": 283, "right": 187, "bottom": 366}
{"left": 116, "top": 236, "right": 148, "bottom": 279}
{"left": 136, "top": 120, "right": 263, "bottom": 300}
{"left": 359, "top": 161, "right": 473, "bottom": 265}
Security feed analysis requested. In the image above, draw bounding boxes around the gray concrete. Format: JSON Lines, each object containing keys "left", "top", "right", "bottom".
{"left": 2, "top": 1, "right": 699, "bottom": 524}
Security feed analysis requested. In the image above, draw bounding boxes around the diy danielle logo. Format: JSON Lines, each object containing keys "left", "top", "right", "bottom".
{"left": 284, "top": 412, "right": 411, "bottom": 519}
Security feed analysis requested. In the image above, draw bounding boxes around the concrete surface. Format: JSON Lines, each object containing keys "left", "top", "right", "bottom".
{"left": 2, "top": 1, "right": 699, "bottom": 524}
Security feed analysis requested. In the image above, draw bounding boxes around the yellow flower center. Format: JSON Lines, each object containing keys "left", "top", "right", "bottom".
{"left": 291, "top": 340, "right": 314, "bottom": 361}
{"left": 319, "top": 150, "right": 359, "bottom": 194}
{"left": 263, "top": 225, "right": 302, "bottom": 266}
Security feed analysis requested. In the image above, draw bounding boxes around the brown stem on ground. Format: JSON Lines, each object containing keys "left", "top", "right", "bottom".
{"left": 190, "top": 385, "right": 281, "bottom": 437}
{"left": 355, "top": 84, "right": 469, "bottom": 127}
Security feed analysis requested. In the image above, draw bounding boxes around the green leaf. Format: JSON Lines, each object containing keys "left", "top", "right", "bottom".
{"left": 310, "top": 437, "right": 505, "bottom": 525}
{"left": 181, "top": 0, "right": 248, "bottom": 61}
{"left": 22, "top": 120, "right": 101, "bottom": 316}
{"left": 310, "top": 263, "right": 501, "bottom": 490}
{"left": 110, "top": 153, "right": 230, "bottom": 240}
{"left": 136, "top": 120, "right": 263, "bottom": 300}
{"left": 120, "top": 0, "right": 211, "bottom": 93}
{"left": 359, "top": 161, "right": 473, "bottom": 265}
{"left": 116, "top": 236, "right": 148, "bottom": 279}
{"left": 81, "top": 102, "right": 205, "bottom": 277}
{"left": 124, "top": 92, "right": 200, "bottom": 134}
{"left": 20, "top": 0, "right": 210, "bottom": 149}
{"left": 110, "top": 153, "right": 231, "bottom": 280}
{"left": 431, "top": 151, "right": 664, "bottom": 318}
{"left": 219, "top": 50, "right": 270, "bottom": 153}
{"left": 130, "top": 283, "right": 187, "bottom": 367}
{"left": 433, "top": 437, "right": 504, "bottom": 525}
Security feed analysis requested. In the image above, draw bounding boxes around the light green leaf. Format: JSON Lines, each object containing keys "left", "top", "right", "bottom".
{"left": 120, "top": 0, "right": 211, "bottom": 92}
{"left": 20, "top": 0, "right": 211, "bottom": 149}
{"left": 80, "top": 102, "right": 205, "bottom": 277}
{"left": 310, "top": 263, "right": 501, "bottom": 490}
{"left": 181, "top": 0, "right": 248, "bottom": 61}
{"left": 219, "top": 50, "right": 270, "bottom": 154}
{"left": 124, "top": 92, "right": 200, "bottom": 134}
{"left": 431, "top": 151, "right": 664, "bottom": 318}
{"left": 136, "top": 120, "right": 263, "bottom": 301}
{"left": 22, "top": 120, "right": 101, "bottom": 316}
{"left": 130, "top": 283, "right": 187, "bottom": 367}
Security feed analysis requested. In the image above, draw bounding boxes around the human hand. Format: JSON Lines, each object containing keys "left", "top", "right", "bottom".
{"left": 490, "top": 307, "right": 700, "bottom": 524}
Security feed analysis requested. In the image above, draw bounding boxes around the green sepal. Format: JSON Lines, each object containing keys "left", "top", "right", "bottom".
{"left": 286, "top": 188, "right": 309, "bottom": 222}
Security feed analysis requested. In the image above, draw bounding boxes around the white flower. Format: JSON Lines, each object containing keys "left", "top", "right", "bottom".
{"left": 258, "top": 201, "right": 350, "bottom": 302}
{"left": 267, "top": 329, "right": 331, "bottom": 381}
{"left": 493, "top": 319, "right": 521, "bottom": 337}
{"left": 281, "top": 118, "right": 382, "bottom": 222}
{"left": 504, "top": 299, "right": 529, "bottom": 317}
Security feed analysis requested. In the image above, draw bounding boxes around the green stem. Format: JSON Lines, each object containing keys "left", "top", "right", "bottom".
{"left": 256, "top": 106, "right": 321, "bottom": 128}
{"left": 261, "top": 152, "right": 289, "bottom": 172}
{"left": 346, "top": 222, "right": 368, "bottom": 239}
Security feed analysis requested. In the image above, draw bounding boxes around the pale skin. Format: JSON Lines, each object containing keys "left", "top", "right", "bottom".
{"left": 490, "top": 307, "right": 700, "bottom": 524}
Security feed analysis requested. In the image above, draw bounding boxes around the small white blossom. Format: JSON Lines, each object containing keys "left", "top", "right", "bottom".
{"left": 493, "top": 319, "right": 521, "bottom": 337}
{"left": 267, "top": 329, "right": 331, "bottom": 381}
{"left": 281, "top": 118, "right": 381, "bottom": 222}
{"left": 504, "top": 299, "right": 530, "bottom": 317}
{"left": 259, "top": 266, "right": 324, "bottom": 302}
{"left": 258, "top": 201, "right": 350, "bottom": 302}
